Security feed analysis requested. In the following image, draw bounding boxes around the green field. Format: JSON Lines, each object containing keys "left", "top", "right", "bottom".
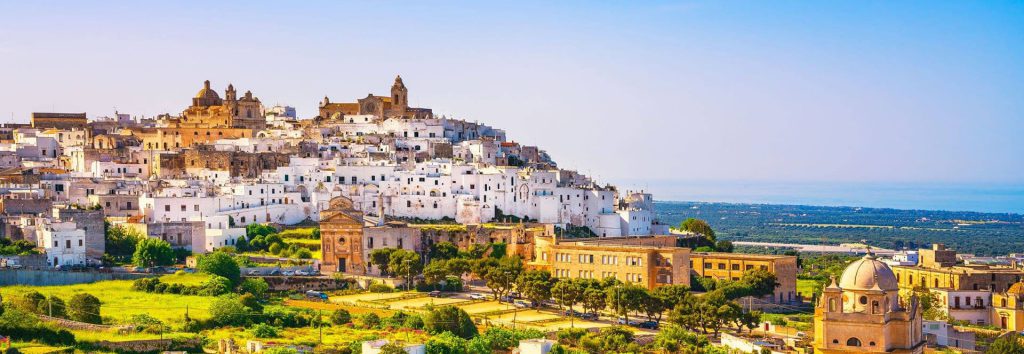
{"left": 2, "top": 273, "right": 216, "bottom": 324}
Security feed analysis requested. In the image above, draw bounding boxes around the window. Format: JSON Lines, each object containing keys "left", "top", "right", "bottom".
{"left": 704, "top": 262, "right": 711, "bottom": 269}
{"left": 718, "top": 263, "right": 726, "bottom": 270}
{"left": 731, "top": 264, "right": 740, "bottom": 270}
{"left": 859, "top": 296, "right": 868, "bottom": 305}
{"left": 846, "top": 338, "right": 862, "bottom": 347}
{"left": 165, "top": 205, "right": 171, "bottom": 212}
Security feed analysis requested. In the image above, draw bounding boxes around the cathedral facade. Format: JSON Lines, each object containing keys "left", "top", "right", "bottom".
{"left": 319, "top": 76, "right": 433, "bottom": 121}
{"left": 181, "top": 80, "right": 265, "bottom": 130}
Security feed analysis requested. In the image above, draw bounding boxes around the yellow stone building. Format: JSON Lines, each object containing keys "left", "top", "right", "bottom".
{"left": 891, "top": 244, "right": 1023, "bottom": 292}
{"left": 814, "top": 254, "right": 924, "bottom": 354}
{"left": 992, "top": 282, "right": 1024, "bottom": 331}
{"left": 690, "top": 252, "right": 799, "bottom": 303}
{"left": 530, "top": 234, "right": 690, "bottom": 290}
{"left": 319, "top": 76, "right": 432, "bottom": 120}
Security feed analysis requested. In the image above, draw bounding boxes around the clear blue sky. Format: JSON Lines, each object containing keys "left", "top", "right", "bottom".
{"left": 1, "top": 1, "right": 1022, "bottom": 188}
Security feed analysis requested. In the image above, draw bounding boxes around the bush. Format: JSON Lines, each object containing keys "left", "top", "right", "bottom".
{"left": 166, "top": 283, "right": 184, "bottom": 294}
{"left": 250, "top": 323, "right": 280, "bottom": 338}
{"left": 424, "top": 305, "right": 477, "bottom": 339}
{"left": 239, "top": 278, "right": 270, "bottom": 298}
{"left": 359, "top": 313, "right": 381, "bottom": 329}
{"left": 67, "top": 293, "right": 102, "bottom": 324}
{"left": 153, "top": 282, "right": 168, "bottom": 293}
{"left": 0, "top": 307, "right": 75, "bottom": 345}
{"left": 330, "top": 309, "right": 352, "bottom": 325}
{"left": 202, "top": 275, "right": 233, "bottom": 296}
{"left": 293, "top": 248, "right": 313, "bottom": 259}
{"left": 369, "top": 283, "right": 394, "bottom": 293}
{"left": 38, "top": 296, "right": 66, "bottom": 318}
{"left": 210, "top": 294, "right": 250, "bottom": 327}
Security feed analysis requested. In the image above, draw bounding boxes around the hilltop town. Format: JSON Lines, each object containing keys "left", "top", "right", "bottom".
{"left": 0, "top": 77, "right": 1020, "bottom": 354}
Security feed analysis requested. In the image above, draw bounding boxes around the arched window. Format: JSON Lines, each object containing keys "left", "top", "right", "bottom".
{"left": 871, "top": 300, "right": 880, "bottom": 314}
{"left": 828, "top": 298, "right": 837, "bottom": 312}
{"left": 869, "top": 342, "right": 876, "bottom": 346}
{"left": 846, "top": 338, "right": 862, "bottom": 347}
{"left": 935, "top": 279, "right": 939, "bottom": 287}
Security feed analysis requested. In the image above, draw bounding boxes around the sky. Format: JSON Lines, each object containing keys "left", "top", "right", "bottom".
{"left": 0, "top": 1, "right": 1022, "bottom": 209}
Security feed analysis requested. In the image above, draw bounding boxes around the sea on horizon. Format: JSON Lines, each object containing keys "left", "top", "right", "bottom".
{"left": 622, "top": 180, "right": 1024, "bottom": 215}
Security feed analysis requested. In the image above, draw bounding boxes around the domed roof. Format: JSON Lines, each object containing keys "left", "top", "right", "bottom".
{"left": 1008, "top": 282, "right": 1024, "bottom": 295}
{"left": 195, "top": 80, "right": 221, "bottom": 100}
{"left": 839, "top": 254, "right": 899, "bottom": 291}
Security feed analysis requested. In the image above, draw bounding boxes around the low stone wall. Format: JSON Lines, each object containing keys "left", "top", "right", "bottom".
{"left": 38, "top": 314, "right": 129, "bottom": 332}
{"left": 255, "top": 275, "right": 353, "bottom": 291}
{"left": 0, "top": 269, "right": 153, "bottom": 286}
{"left": 91, "top": 338, "right": 203, "bottom": 353}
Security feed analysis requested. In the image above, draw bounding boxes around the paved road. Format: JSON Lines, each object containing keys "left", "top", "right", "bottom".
{"left": 733, "top": 241, "right": 896, "bottom": 255}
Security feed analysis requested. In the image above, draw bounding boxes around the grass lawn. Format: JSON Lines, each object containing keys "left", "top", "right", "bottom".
{"left": 3, "top": 274, "right": 217, "bottom": 324}
{"left": 797, "top": 278, "right": 822, "bottom": 299}
{"left": 284, "top": 299, "right": 394, "bottom": 317}
{"left": 383, "top": 296, "right": 467, "bottom": 310}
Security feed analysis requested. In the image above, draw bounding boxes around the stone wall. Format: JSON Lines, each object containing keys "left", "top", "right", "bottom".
{"left": 254, "top": 275, "right": 353, "bottom": 291}
{"left": 0, "top": 269, "right": 152, "bottom": 286}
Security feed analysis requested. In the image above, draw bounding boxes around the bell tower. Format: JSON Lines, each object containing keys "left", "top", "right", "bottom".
{"left": 391, "top": 75, "right": 408, "bottom": 115}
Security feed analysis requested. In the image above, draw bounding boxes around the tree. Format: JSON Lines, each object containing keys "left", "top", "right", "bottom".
{"left": 516, "top": 270, "right": 553, "bottom": 306}
{"left": 652, "top": 284, "right": 691, "bottom": 310}
{"left": 580, "top": 287, "right": 606, "bottom": 316}
{"left": 239, "top": 278, "right": 270, "bottom": 299}
{"left": 424, "top": 260, "right": 452, "bottom": 289}
{"left": 246, "top": 224, "right": 276, "bottom": 240}
{"left": 552, "top": 279, "right": 584, "bottom": 327}
{"left": 479, "top": 256, "right": 523, "bottom": 300}
{"left": 360, "top": 312, "right": 381, "bottom": 329}
{"left": 424, "top": 305, "right": 477, "bottom": 339}
{"left": 681, "top": 218, "right": 715, "bottom": 241}
{"left": 250, "top": 323, "right": 279, "bottom": 338}
{"left": 210, "top": 294, "right": 250, "bottom": 326}
{"left": 990, "top": 333, "right": 1024, "bottom": 354}
{"left": 203, "top": 275, "right": 233, "bottom": 296}
{"left": 426, "top": 331, "right": 469, "bottom": 354}
{"left": 388, "top": 249, "right": 423, "bottom": 289}
{"left": 715, "top": 240, "right": 734, "bottom": 253}
{"left": 105, "top": 225, "right": 144, "bottom": 259}
{"left": 132, "top": 238, "right": 174, "bottom": 268}
{"left": 606, "top": 284, "right": 647, "bottom": 324}
{"left": 330, "top": 309, "right": 352, "bottom": 325}
{"left": 68, "top": 293, "right": 101, "bottom": 324}
{"left": 369, "top": 248, "right": 397, "bottom": 276}
{"left": 429, "top": 242, "right": 459, "bottom": 261}
{"left": 197, "top": 251, "right": 241, "bottom": 286}
{"left": 39, "top": 296, "right": 66, "bottom": 318}
{"left": 640, "top": 291, "right": 667, "bottom": 323}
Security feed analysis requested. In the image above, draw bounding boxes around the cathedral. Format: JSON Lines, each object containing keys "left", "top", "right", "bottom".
{"left": 814, "top": 253, "right": 925, "bottom": 353}
{"left": 181, "top": 80, "right": 266, "bottom": 130}
{"left": 319, "top": 76, "right": 433, "bottom": 121}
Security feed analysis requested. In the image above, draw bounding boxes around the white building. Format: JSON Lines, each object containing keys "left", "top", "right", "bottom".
{"left": 37, "top": 221, "right": 86, "bottom": 267}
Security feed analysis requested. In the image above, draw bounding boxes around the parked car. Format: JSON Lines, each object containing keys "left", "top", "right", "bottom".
{"left": 469, "top": 293, "right": 487, "bottom": 300}
{"left": 428, "top": 291, "right": 444, "bottom": 297}
{"left": 282, "top": 270, "right": 295, "bottom": 276}
{"left": 563, "top": 309, "right": 583, "bottom": 317}
{"left": 617, "top": 318, "right": 639, "bottom": 326}
{"left": 247, "top": 269, "right": 261, "bottom": 276}
{"left": 295, "top": 269, "right": 311, "bottom": 276}
{"left": 305, "top": 290, "right": 328, "bottom": 301}
{"left": 637, "top": 321, "right": 659, "bottom": 329}
{"left": 513, "top": 300, "right": 530, "bottom": 308}
{"left": 579, "top": 312, "right": 598, "bottom": 320}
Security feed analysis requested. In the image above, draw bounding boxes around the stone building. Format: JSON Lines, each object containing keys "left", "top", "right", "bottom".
{"left": 690, "top": 252, "right": 799, "bottom": 304}
{"left": 320, "top": 196, "right": 367, "bottom": 274}
{"left": 530, "top": 234, "right": 691, "bottom": 290}
{"left": 814, "top": 254, "right": 924, "bottom": 353}
{"left": 319, "top": 76, "right": 432, "bottom": 120}
{"left": 892, "top": 244, "right": 1024, "bottom": 292}
{"left": 31, "top": 112, "right": 88, "bottom": 131}
{"left": 991, "top": 282, "right": 1024, "bottom": 331}
{"left": 180, "top": 80, "right": 265, "bottom": 130}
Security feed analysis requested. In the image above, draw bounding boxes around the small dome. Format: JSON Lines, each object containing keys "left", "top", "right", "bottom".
{"left": 1008, "top": 282, "right": 1024, "bottom": 295}
{"left": 839, "top": 254, "right": 899, "bottom": 291}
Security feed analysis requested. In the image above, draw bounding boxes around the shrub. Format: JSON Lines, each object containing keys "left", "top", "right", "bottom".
{"left": 38, "top": 296, "right": 67, "bottom": 318}
{"left": 250, "top": 323, "right": 280, "bottom": 338}
{"left": 153, "top": 282, "right": 169, "bottom": 293}
{"left": 166, "top": 283, "right": 184, "bottom": 294}
{"left": 210, "top": 294, "right": 250, "bottom": 327}
{"left": 369, "top": 283, "right": 394, "bottom": 293}
{"left": 330, "top": 309, "right": 352, "bottom": 325}
{"left": 359, "top": 313, "right": 381, "bottom": 329}
{"left": 424, "top": 305, "right": 477, "bottom": 339}
{"left": 202, "top": 275, "right": 233, "bottom": 296}
{"left": 294, "top": 248, "right": 312, "bottom": 259}
{"left": 68, "top": 293, "right": 102, "bottom": 324}
{"left": 239, "top": 278, "right": 270, "bottom": 298}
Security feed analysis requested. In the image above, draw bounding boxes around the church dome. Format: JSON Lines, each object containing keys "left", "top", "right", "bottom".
{"left": 839, "top": 254, "right": 899, "bottom": 291}
{"left": 1008, "top": 282, "right": 1024, "bottom": 295}
{"left": 195, "top": 80, "right": 221, "bottom": 100}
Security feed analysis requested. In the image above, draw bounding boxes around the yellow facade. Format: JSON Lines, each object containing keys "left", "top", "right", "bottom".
{"left": 992, "top": 283, "right": 1024, "bottom": 331}
{"left": 690, "top": 252, "right": 799, "bottom": 303}
{"left": 892, "top": 265, "right": 1023, "bottom": 292}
